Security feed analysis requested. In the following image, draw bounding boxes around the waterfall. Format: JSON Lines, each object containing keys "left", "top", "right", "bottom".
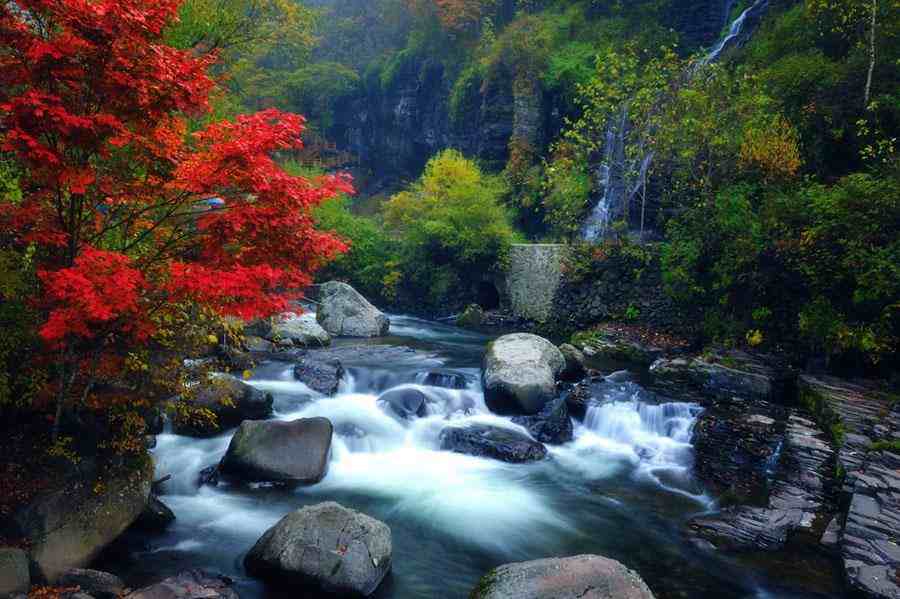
{"left": 701, "top": 0, "right": 770, "bottom": 66}
{"left": 581, "top": 0, "right": 770, "bottom": 241}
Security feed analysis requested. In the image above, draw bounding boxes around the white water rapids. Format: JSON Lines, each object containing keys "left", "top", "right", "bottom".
{"left": 98, "top": 315, "right": 822, "bottom": 598}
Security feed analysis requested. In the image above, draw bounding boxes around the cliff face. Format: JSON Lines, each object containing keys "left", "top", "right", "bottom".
{"left": 320, "top": 0, "right": 737, "bottom": 188}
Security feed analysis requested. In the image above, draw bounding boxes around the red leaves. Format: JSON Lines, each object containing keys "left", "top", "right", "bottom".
{"left": 1, "top": 0, "right": 350, "bottom": 352}
{"left": 38, "top": 248, "right": 147, "bottom": 344}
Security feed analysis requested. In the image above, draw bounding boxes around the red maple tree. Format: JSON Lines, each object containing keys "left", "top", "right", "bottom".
{"left": 0, "top": 0, "right": 350, "bottom": 436}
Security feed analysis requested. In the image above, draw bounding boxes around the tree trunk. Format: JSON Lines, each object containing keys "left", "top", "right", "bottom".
{"left": 864, "top": 0, "right": 877, "bottom": 109}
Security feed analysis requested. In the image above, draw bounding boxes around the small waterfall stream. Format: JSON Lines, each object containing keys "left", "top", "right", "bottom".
{"left": 581, "top": 0, "right": 770, "bottom": 241}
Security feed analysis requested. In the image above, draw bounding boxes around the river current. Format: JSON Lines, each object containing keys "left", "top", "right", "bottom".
{"left": 97, "top": 315, "right": 838, "bottom": 598}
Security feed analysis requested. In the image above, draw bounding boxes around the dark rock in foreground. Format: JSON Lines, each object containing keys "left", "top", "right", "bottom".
{"left": 8, "top": 461, "right": 152, "bottom": 582}
{"left": 471, "top": 554, "right": 655, "bottom": 599}
{"left": 439, "top": 424, "right": 547, "bottom": 463}
{"left": 245, "top": 502, "right": 391, "bottom": 597}
{"left": 124, "top": 570, "right": 238, "bottom": 599}
{"left": 690, "top": 413, "right": 835, "bottom": 551}
{"left": 58, "top": 569, "right": 124, "bottom": 599}
{"left": 133, "top": 494, "right": 175, "bottom": 532}
{"left": 691, "top": 401, "right": 785, "bottom": 503}
{"left": 512, "top": 396, "right": 574, "bottom": 444}
{"left": 219, "top": 418, "right": 332, "bottom": 485}
{"left": 558, "top": 343, "right": 587, "bottom": 382}
{"left": 174, "top": 376, "right": 273, "bottom": 437}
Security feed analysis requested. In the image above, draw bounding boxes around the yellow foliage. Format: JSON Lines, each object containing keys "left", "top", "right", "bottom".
{"left": 739, "top": 116, "right": 802, "bottom": 181}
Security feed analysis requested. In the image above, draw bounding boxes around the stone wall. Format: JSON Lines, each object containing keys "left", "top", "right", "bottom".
{"left": 543, "top": 249, "right": 688, "bottom": 338}
{"left": 502, "top": 244, "right": 568, "bottom": 324}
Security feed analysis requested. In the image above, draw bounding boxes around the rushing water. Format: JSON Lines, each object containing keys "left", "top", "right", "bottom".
{"left": 98, "top": 315, "right": 837, "bottom": 598}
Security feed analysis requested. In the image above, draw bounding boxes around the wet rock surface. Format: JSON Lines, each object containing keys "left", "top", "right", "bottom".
{"left": 58, "top": 569, "right": 124, "bottom": 599}
{"left": 470, "top": 554, "right": 656, "bottom": 599}
{"left": 690, "top": 412, "right": 836, "bottom": 551}
{"left": 123, "top": 570, "right": 238, "bottom": 599}
{"left": 245, "top": 502, "right": 391, "bottom": 597}
{"left": 316, "top": 281, "right": 390, "bottom": 338}
{"left": 650, "top": 349, "right": 793, "bottom": 403}
{"left": 482, "top": 333, "right": 565, "bottom": 415}
{"left": 440, "top": 424, "right": 548, "bottom": 463}
{"left": 219, "top": 418, "right": 333, "bottom": 485}
{"left": 133, "top": 494, "right": 175, "bottom": 532}
{"left": 512, "top": 396, "right": 574, "bottom": 444}
{"left": 378, "top": 387, "right": 429, "bottom": 420}
{"left": 292, "top": 356, "right": 345, "bottom": 396}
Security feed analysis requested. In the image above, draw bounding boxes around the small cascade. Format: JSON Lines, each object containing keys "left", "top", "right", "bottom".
{"left": 581, "top": 0, "right": 771, "bottom": 241}
{"left": 701, "top": 0, "right": 770, "bottom": 66}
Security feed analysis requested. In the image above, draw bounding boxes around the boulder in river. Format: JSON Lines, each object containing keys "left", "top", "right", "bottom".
{"left": 173, "top": 375, "right": 273, "bottom": 437}
{"left": 470, "top": 554, "right": 656, "bottom": 599}
{"left": 439, "top": 423, "right": 547, "bottom": 463}
{"left": 292, "top": 356, "right": 345, "bottom": 396}
{"left": 0, "top": 547, "right": 30, "bottom": 597}
{"left": 378, "top": 387, "right": 429, "bottom": 420}
{"left": 8, "top": 460, "right": 152, "bottom": 582}
{"left": 512, "top": 396, "right": 573, "bottom": 444}
{"left": 270, "top": 312, "right": 331, "bottom": 347}
{"left": 316, "top": 281, "right": 390, "bottom": 338}
{"left": 245, "top": 501, "right": 392, "bottom": 597}
{"left": 482, "top": 333, "right": 565, "bottom": 415}
{"left": 124, "top": 570, "right": 238, "bottom": 599}
{"left": 219, "top": 418, "right": 333, "bottom": 485}
{"left": 58, "top": 569, "right": 124, "bottom": 599}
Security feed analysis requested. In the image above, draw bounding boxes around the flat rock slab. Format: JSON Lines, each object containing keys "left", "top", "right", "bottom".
{"left": 471, "top": 554, "right": 655, "bottom": 599}
{"left": 245, "top": 502, "right": 391, "bottom": 597}
{"left": 690, "top": 412, "right": 835, "bottom": 552}
{"left": 650, "top": 349, "right": 793, "bottom": 403}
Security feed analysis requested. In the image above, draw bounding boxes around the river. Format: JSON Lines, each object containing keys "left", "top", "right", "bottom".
{"left": 97, "top": 315, "right": 839, "bottom": 598}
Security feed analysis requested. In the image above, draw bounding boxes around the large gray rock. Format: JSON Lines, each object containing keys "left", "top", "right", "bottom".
{"left": 0, "top": 548, "right": 29, "bottom": 598}
{"left": 482, "top": 333, "right": 565, "bottom": 414}
{"left": 471, "top": 554, "right": 655, "bottom": 599}
{"left": 245, "top": 502, "right": 391, "bottom": 597}
{"left": 439, "top": 424, "right": 547, "bottom": 463}
{"left": 271, "top": 312, "right": 331, "bottom": 347}
{"left": 124, "top": 570, "right": 237, "bottom": 599}
{"left": 219, "top": 418, "right": 332, "bottom": 485}
{"left": 58, "top": 569, "right": 124, "bottom": 599}
{"left": 9, "top": 461, "right": 152, "bottom": 582}
{"left": 316, "top": 282, "right": 390, "bottom": 338}
{"left": 173, "top": 375, "right": 273, "bottom": 437}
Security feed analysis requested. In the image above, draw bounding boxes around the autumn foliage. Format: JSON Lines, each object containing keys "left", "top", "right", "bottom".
{"left": 0, "top": 0, "right": 349, "bottom": 439}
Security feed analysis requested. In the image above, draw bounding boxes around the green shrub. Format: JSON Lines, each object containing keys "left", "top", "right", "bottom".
{"left": 383, "top": 149, "right": 518, "bottom": 309}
